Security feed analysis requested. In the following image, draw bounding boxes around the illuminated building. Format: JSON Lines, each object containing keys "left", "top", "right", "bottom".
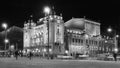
{"left": 64, "top": 18, "right": 113, "bottom": 56}
{"left": 24, "top": 15, "right": 115, "bottom": 57}
{"left": 23, "top": 15, "right": 64, "bottom": 55}
{"left": 98, "top": 38, "right": 114, "bottom": 54}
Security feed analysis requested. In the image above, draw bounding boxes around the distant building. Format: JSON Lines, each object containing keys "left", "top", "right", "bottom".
{"left": 0, "top": 26, "right": 23, "bottom": 50}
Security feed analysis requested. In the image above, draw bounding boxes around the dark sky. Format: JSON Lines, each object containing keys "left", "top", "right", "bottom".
{"left": 0, "top": 0, "right": 120, "bottom": 33}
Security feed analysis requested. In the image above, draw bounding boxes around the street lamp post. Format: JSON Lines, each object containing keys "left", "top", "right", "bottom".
{"left": 44, "top": 6, "right": 51, "bottom": 15}
{"left": 4, "top": 39, "right": 9, "bottom": 51}
{"left": 44, "top": 6, "right": 51, "bottom": 59}
{"left": 2, "top": 23, "right": 8, "bottom": 50}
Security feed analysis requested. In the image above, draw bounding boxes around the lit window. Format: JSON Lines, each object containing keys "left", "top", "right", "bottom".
{"left": 103, "top": 48, "right": 104, "bottom": 51}
{"left": 67, "top": 29, "right": 69, "bottom": 32}
{"left": 70, "top": 30, "right": 72, "bottom": 33}
{"left": 109, "top": 49, "right": 111, "bottom": 51}
{"left": 106, "top": 47, "right": 108, "bottom": 51}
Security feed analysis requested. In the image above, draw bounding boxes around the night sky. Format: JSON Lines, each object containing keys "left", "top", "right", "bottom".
{"left": 0, "top": 0, "right": 120, "bottom": 34}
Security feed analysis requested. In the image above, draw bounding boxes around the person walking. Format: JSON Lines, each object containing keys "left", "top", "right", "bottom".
{"left": 29, "top": 51, "right": 33, "bottom": 60}
{"left": 15, "top": 50, "right": 19, "bottom": 60}
{"left": 113, "top": 52, "right": 117, "bottom": 61}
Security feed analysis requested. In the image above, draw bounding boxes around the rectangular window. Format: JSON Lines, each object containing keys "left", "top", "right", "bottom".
{"left": 99, "top": 41, "right": 101, "bottom": 45}
{"left": 92, "top": 41, "right": 94, "bottom": 45}
{"left": 94, "top": 41, "right": 95, "bottom": 45}
{"left": 72, "top": 38, "right": 74, "bottom": 43}
{"left": 96, "top": 41, "right": 97, "bottom": 45}
{"left": 109, "top": 48, "right": 111, "bottom": 51}
{"left": 86, "top": 40, "right": 88, "bottom": 43}
{"left": 96, "top": 41, "right": 98, "bottom": 45}
{"left": 79, "top": 39, "right": 80, "bottom": 43}
{"left": 89, "top": 40, "right": 91, "bottom": 44}
{"left": 76, "top": 39, "right": 77, "bottom": 43}
{"left": 103, "top": 48, "right": 104, "bottom": 51}
{"left": 99, "top": 47, "right": 101, "bottom": 50}
{"left": 59, "top": 46, "right": 61, "bottom": 52}
{"left": 81, "top": 39, "right": 83, "bottom": 44}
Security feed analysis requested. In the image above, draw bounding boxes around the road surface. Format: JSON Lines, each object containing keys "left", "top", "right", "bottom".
{"left": 0, "top": 57, "right": 120, "bottom": 68}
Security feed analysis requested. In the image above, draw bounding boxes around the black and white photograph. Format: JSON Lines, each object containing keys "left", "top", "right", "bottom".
{"left": 0, "top": 0, "right": 120, "bottom": 68}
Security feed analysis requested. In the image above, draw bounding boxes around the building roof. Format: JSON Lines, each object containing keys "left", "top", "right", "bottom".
{"left": 0, "top": 26, "right": 23, "bottom": 35}
{"left": 65, "top": 18, "right": 85, "bottom": 30}
{"left": 65, "top": 18, "right": 100, "bottom": 30}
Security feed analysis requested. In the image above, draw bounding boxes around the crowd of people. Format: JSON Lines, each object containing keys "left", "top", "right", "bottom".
{"left": 12, "top": 50, "right": 54, "bottom": 60}
{"left": 14, "top": 50, "right": 33, "bottom": 60}
{"left": 0, "top": 49, "right": 119, "bottom": 61}
{"left": 0, "top": 50, "right": 34, "bottom": 60}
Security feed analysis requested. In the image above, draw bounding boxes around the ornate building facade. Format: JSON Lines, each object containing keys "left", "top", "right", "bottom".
{"left": 64, "top": 18, "right": 114, "bottom": 57}
{"left": 23, "top": 16, "right": 115, "bottom": 57}
{"left": 23, "top": 15, "right": 64, "bottom": 56}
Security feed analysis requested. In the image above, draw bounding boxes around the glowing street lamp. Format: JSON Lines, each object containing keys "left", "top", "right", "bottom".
{"left": 2, "top": 23, "right": 8, "bottom": 29}
{"left": 2, "top": 23, "right": 8, "bottom": 50}
{"left": 4, "top": 39, "right": 9, "bottom": 50}
{"left": 116, "top": 35, "right": 119, "bottom": 38}
{"left": 114, "top": 48, "right": 118, "bottom": 53}
{"left": 43, "top": 48, "right": 47, "bottom": 52}
{"left": 49, "top": 49, "right": 52, "bottom": 52}
{"left": 65, "top": 50, "right": 68, "bottom": 54}
{"left": 43, "top": 6, "right": 51, "bottom": 59}
{"left": 44, "top": 6, "right": 51, "bottom": 15}
{"left": 107, "top": 28, "right": 112, "bottom": 32}
{"left": 105, "top": 40, "right": 107, "bottom": 43}
{"left": 4, "top": 39, "right": 9, "bottom": 43}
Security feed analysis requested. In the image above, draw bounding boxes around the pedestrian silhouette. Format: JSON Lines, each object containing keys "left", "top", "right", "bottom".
{"left": 15, "top": 50, "right": 19, "bottom": 60}
{"left": 29, "top": 51, "right": 33, "bottom": 60}
{"left": 113, "top": 52, "right": 117, "bottom": 61}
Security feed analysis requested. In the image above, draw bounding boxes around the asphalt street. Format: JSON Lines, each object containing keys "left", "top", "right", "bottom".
{"left": 0, "top": 57, "right": 120, "bottom": 68}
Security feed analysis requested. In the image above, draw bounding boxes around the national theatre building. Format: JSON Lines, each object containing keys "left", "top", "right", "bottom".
{"left": 23, "top": 14, "right": 114, "bottom": 57}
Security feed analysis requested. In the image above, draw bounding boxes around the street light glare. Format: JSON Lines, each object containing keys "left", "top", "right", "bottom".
{"left": 4, "top": 39, "right": 9, "bottom": 43}
{"left": 44, "top": 6, "right": 51, "bottom": 14}
{"left": 2, "top": 23, "right": 8, "bottom": 29}
{"left": 116, "top": 35, "right": 119, "bottom": 38}
{"left": 107, "top": 28, "right": 112, "bottom": 32}
{"left": 114, "top": 48, "right": 118, "bottom": 52}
